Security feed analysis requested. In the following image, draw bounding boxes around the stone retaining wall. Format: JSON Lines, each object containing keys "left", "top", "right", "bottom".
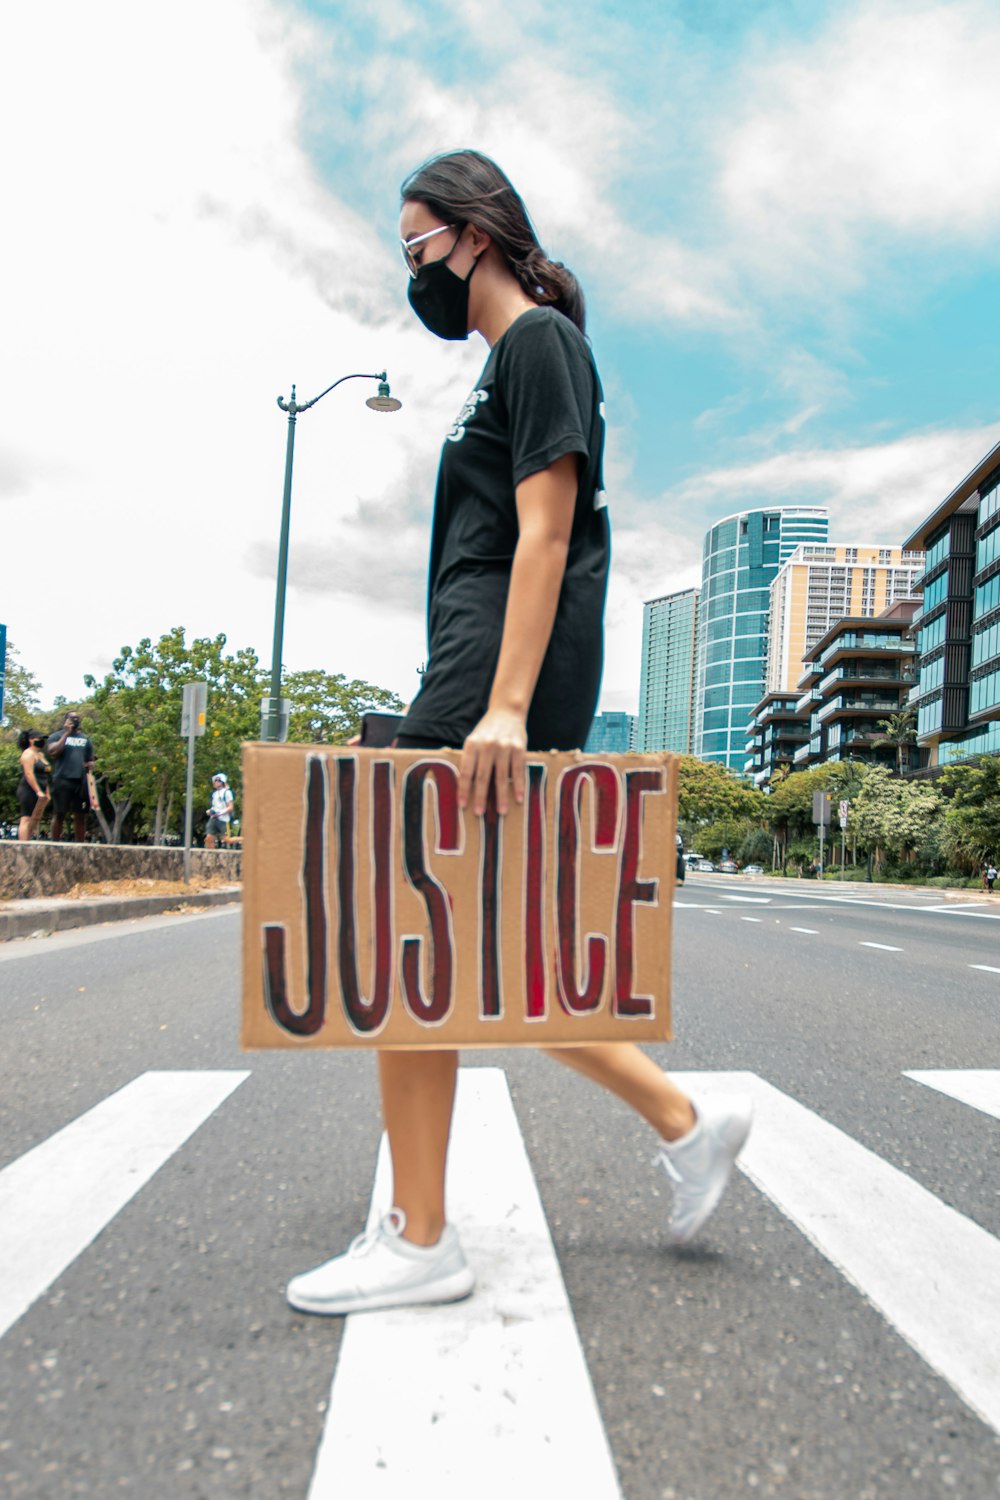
{"left": 0, "top": 843, "right": 242, "bottom": 899}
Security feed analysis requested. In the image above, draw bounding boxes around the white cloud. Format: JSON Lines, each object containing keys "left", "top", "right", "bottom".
{"left": 668, "top": 420, "right": 1000, "bottom": 540}
{"left": 720, "top": 1, "right": 1000, "bottom": 288}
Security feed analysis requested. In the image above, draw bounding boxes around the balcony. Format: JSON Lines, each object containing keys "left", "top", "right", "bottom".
{"left": 817, "top": 635, "right": 913, "bottom": 667}
{"left": 817, "top": 665, "right": 916, "bottom": 696}
{"left": 817, "top": 696, "right": 901, "bottom": 724}
{"left": 795, "top": 688, "right": 820, "bottom": 715}
{"left": 793, "top": 743, "right": 812, "bottom": 765}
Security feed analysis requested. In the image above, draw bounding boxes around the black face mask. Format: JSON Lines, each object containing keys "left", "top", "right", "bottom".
{"left": 407, "top": 252, "right": 480, "bottom": 341}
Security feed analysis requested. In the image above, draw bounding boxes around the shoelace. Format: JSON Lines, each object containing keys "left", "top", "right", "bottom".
{"left": 346, "top": 1209, "right": 407, "bottom": 1259}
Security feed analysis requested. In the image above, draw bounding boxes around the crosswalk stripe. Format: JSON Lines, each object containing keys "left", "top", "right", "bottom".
{"left": 308, "top": 1069, "right": 623, "bottom": 1499}
{"left": 0, "top": 1070, "right": 249, "bottom": 1341}
{"left": 673, "top": 1071, "right": 1000, "bottom": 1434}
{"left": 905, "top": 1070, "right": 1000, "bottom": 1123}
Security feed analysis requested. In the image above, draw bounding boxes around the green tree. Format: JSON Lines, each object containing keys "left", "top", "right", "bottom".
{"left": 676, "top": 756, "right": 764, "bottom": 827}
{"left": 851, "top": 765, "right": 942, "bottom": 867}
{"left": 938, "top": 757, "right": 1000, "bottom": 873}
{"left": 84, "top": 629, "right": 262, "bottom": 843}
{"left": 283, "top": 670, "right": 404, "bottom": 744}
{"left": 0, "top": 638, "right": 42, "bottom": 735}
{"left": 873, "top": 706, "right": 917, "bottom": 775}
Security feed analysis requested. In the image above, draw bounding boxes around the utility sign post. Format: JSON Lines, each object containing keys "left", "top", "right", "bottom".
{"left": 812, "top": 790, "right": 832, "bottom": 877}
{"left": 181, "top": 681, "right": 208, "bottom": 882}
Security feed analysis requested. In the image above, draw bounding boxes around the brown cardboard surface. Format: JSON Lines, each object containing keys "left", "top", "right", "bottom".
{"left": 241, "top": 744, "right": 677, "bottom": 1050}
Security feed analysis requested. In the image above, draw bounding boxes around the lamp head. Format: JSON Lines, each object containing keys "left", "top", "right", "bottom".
{"left": 366, "top": 379, "right": 402, "bottom": 413}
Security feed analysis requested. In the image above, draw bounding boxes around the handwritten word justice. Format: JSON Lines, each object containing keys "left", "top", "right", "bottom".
{"left": 261, "top": 755, "right": 668, "bottom": 1038}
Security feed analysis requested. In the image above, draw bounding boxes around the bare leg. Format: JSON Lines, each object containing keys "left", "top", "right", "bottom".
{"left": 205, "top": 833, "right": 216, "bottom": 849}
{"left": 18, "top": 817, "right": 32, "bottom": 841}
{"left": 543, "top": 1042, "right": 696, "bottom": 1141}
{"left": 378, "top": 1050, "right": 459, "bottom": 1246}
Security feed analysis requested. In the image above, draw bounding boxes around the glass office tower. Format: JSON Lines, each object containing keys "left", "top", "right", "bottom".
{"left": 637, "top": 588, "right": 699, "bottom": 752}
{"left": 695, "top": 507, "right": 829, "bottom": 768}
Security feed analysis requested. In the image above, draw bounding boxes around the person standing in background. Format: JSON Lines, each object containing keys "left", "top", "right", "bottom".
{"left": 205, "top": 772, "right": 234, "bottom": 848}
{"left": 16, "top": 729, "right": 50, "bottom": 840}
{"left": 46, "top": 712, "right": 95, "bottom": 843}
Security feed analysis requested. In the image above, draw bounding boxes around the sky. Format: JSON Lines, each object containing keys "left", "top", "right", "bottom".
{"left": 3, "top": 0, "right": 999, "bottom": 721}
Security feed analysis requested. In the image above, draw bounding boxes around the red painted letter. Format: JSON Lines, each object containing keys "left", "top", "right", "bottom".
{"left": 556, "top": 764, "right": 620, "bottom": 1014}
{"left": 614, "top": 768, "right": 664, "bottom": 1018}
{"left": 263, "top": 754, "right": 328, "bottom": 1036}
{"left": 479, "top": 784, "right": 502, "bottom": 1019}
{"left": 337, "top": 758, "right": 394, "bottom": 1034}
{"left": 401, "top": 761, "right": 461, "bottom": 1024}
{"left": 524, "top": 763, "right": 547, "bottom": 1019}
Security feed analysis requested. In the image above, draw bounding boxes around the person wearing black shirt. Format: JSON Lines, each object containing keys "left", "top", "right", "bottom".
{"left": 286, "top": 151, "right": 752, "bottom": 1319}
{"left": 46, "top": 712, "right": 95, "bottom": 843}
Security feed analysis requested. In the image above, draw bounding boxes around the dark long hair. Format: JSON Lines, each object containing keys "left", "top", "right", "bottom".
{"left": 17, "top": 728, "right": 40, "bottom": 751}
{"left": 401, "top": 150, "right": 586, "bottom": 333}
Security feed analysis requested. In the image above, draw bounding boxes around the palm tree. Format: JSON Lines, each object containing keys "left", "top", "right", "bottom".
{"left": 874, "top": 706, "right": 917, "bottom": 776}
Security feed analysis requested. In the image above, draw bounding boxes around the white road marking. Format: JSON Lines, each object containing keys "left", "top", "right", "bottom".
{"left": 789, "top": 927, "right": 818, "bottom": 934}
{"left": 673, "top": 1071, "right": 1000, "bottom": 1435}
{"left": 968, "top": 964, "right": 1000, "bottom": 975}
{"left": 717, "top": 895, "right": 772, "bottom": 905}
{"left": 309, "top": 1069, "right": 622, "bottom": 1500}
{"left": 0, "top": 1070, "right": 249, "bottom": 1340}
{"left": 905, "top": 1070, "right": 1000, "bottom": 1123}
{"left": 740, "top": 917, "right": 763, "bottom": 923}
{"left": 860, "top": 941, "right": 903, "bottom": 952}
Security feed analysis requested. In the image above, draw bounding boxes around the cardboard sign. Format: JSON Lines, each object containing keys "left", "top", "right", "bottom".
{"left": 241, "top": 745, "right": 677, "bottom": 1050}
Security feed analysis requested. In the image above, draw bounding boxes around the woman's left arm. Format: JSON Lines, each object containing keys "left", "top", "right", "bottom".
{"left": 458, "top": 451, "right": 577, "bottom": 818}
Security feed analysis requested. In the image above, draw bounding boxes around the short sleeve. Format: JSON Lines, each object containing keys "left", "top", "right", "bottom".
{"left": 500, "top": 312, "right": 594, "bottom": 488}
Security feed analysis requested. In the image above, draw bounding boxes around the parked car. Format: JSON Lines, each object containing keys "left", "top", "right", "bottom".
{"left": 695, "top": 859, "right": 715, "bottom": 873}
{"left": 743, "top": 864, "right": 764, "bottom": 875}
{"left": 685, "top": 851, "right": 704, "bottom": 868}
{"left": 718, "top": 859, "right": 739, "bottom": 874}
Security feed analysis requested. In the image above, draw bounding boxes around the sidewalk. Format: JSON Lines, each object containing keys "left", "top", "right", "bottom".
{"left": 0, "top": 885, "right": 241, "bottom": 942}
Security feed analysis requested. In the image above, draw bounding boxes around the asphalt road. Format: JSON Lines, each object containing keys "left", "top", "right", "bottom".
{"left": 1, "top": 888, "right": 999, "bottom": 1500}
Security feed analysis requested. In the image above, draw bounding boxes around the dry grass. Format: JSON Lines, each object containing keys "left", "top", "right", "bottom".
{"left": 63, "top": 875, "right": 240, "bottom": 900}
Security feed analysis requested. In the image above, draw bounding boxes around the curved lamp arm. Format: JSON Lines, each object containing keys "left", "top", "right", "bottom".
{"left": 277, "top": 371, "right": 387, "bottom": 415}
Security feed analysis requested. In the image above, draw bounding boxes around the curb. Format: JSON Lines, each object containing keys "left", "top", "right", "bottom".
{"left": 0, "top": 886, "right": 242, "bottom": 942}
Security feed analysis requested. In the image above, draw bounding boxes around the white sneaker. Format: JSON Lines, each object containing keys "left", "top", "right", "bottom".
{"left": 657, "top": 1096, "right": 753, "bottom": 1245}
{"left": 286, "top": 1209, "right": 475, "bottom": 1316}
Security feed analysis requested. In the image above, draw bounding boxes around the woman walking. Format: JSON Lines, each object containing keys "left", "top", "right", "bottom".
{"left": 287, "top": 151, "right": 751, "bottom": 1316}
{"left": 16, "top": 729, "right": 50, "bottom": 841}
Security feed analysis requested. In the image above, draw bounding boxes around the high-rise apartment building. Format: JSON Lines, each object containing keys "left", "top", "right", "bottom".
{"left": 637, "top": 588, "right": 699, "bottom": 753}
{"left": 584, "top": 711, "right": 636, "bottom": 754}
{"left": 695, "top": 507, "right": 829, "bottom": 768}
{"left": 766, "top": 544, "right": 924, "bottom": 693}
{"left": 905, "top": 437, "right": 1000, "bottom": 766}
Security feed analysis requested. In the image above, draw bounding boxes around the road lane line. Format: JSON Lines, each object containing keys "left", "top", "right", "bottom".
{"left": 860, "top": 942, "right": 903, "bottom": 952}
{"left": 905, "top": 1071, "right": 1000, "bottom": 1123}
{"left": 717, "top": 896, "right": 772, "bottom": 904}
{"left": 673, "top": 1071, "right": 1000, "bottom": 1435}
{"left": 309, "top": 1069, "right": 622, "bottom": 1500}
{"left": 789, "top": 927, "right": 818, "bottom": 934}
{"left": 968, "top": 964, "right": 1000, "bottom": 974}
{"left": 0, "top": 1070, "right": 249, "bottom": 1341}
{"left": 740, "top": 917, "right": 762, "bottom": 923}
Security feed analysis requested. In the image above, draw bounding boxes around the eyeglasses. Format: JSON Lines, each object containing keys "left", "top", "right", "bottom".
{"left": 400, "top": 223, "right": 457, "bottom": 279}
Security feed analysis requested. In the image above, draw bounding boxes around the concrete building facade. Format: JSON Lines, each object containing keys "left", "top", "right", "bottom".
{"left": 695, "top": 507, "right": 829, "bottom": 768}
{"left": 637, "top": 588, "right": 699, "bottom": 753}
{"left": 584, "top": 711, "right": 636, "bottom": 755}
{"left": 766, "top": 544, "right": 924, "bottom": 694}
{"left": 905, "top": 438, "right": 1000, "bottom": 766}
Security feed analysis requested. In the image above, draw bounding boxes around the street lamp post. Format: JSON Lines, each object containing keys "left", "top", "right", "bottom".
{"left": 264, "top": 370, "right": 401, "bottom": 742}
